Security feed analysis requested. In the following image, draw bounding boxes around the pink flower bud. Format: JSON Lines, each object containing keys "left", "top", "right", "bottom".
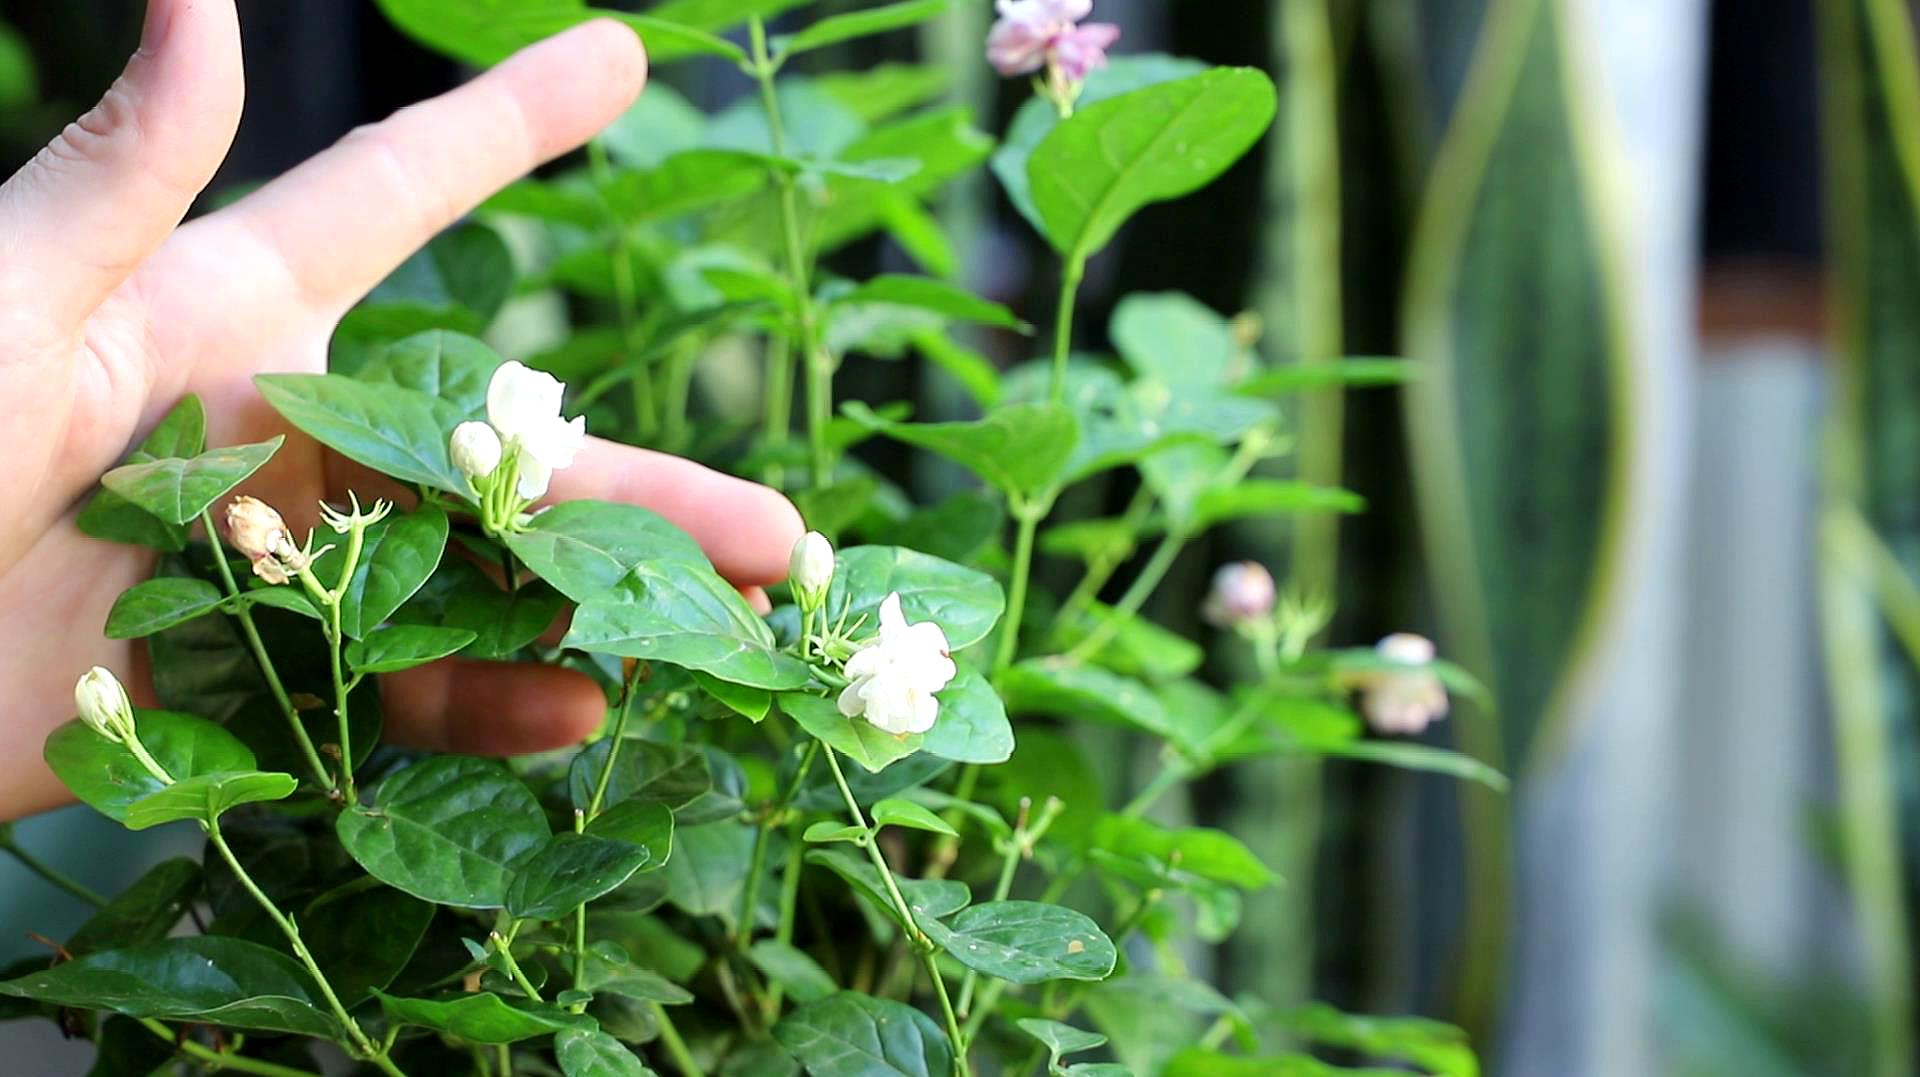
{"left": 224, "top": 496, "right": 305, "bottom": 585}
{"left": 986, "top": 0, "right": 1119, "bottom": 83}
{"left": 1359, "top": 633, "right": 1450, "bottom": 736}
{"left": 1202, "top": 561, "right": 1277, "bottom": 628}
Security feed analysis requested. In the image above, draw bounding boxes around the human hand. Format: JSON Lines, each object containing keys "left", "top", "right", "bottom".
{"left": 0, "top": 1, "right": 802, "bottom": 820}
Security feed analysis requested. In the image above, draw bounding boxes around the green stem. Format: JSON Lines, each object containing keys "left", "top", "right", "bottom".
{"left": 492, "top": 929, "right": 544, "bottom": 1003}
{"left": 139, "top": 1018, "right": 322, "bottom": 1077}
{"left": 1119, "top": 762, "right": 1186, "bottom": 819}
{"left": 0, "top": 839, "right": 106, "bottom": 907}
{"left": 326, "top": 604, "right": 354, "bottom": 802}
{"left": 821, "top": 747, "right": 971, "bottom": 1075}
{"left": 762, "top": 336, "right": 795, "bottom": 489}
{"left": 736, "top": 742, "right": 819, "bottom": 954}
{"left": 994, "top": 503, "right": 1045, "bottom": 675}
{"left": 663, "top": 339, "right": 699, "bottom": 448}
{"left": 200, "top": 509, "right": 332, "bottom": 792}
{"left": 1048, "top": 257, "right": 1085, "bottom": 405}
{"left": 653, "top": 1003, "right": 706, "bottom": 1077}
{"left": 587, "top": 667, "right": 649, "bottom": 821}
{"left": 207, "top": 822, "right": 399, "bottom": 1073}
{"left": 764, "top": 820, "right": 807, "bottom": 1019}
{"left": 1055, "top": 486, "right": 1158, "bottom": 628}
{"left": 589, "top": 139, "right": 655, "bottom": 441}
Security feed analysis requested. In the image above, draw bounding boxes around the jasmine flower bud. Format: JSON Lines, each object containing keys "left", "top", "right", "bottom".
{"left": 790, "top": 531, "right": 835, "bottom": 611}
{"left": 1202, "top": 561, "right": 1276, "bottom": 629}
{"left": 1359, "top": 633, "right": 1450, "bottom": 736}
{"left": 74, "top": 666, "right": 133, "bottom": 744}
{"left": 837, "top": 593, "right": 958, "bottom": 736}
{"left": 224, "top": 496, "right": 306, "bottom": 585}
{"left": 319, "top": 492, "right": 393, "bottom": 535}
{"left": 987, "top": 0, "right": 1120, "bottom": 84}
{"left": 451, "top": 421, "right": 502, "bottom": 481}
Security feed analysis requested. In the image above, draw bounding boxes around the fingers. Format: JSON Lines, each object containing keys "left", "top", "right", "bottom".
{"left": 0, "top": 0, "right": 242, "bottom": 330}
{"left": 381, "top": 659, "right": 608, "bottom": 756}
{"left": 549, "top": 437, "right": 805, "bottom": 587}
{"left": 219, "top": 19, "right": 646, "bottom": 317}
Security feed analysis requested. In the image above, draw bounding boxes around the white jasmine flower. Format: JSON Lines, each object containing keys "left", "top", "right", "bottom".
{"left": 486, "top": 361, "right": 586, "bottom": 493}
{"left": 1201, "top": 561, "right": 1276, "bottom": 629}
{"left": 836, "top": 593, "right": 958, "bottom": 736}
{"left": 1359, "top": 633, "right": 1450, "bottom": 736}
{"left": 224, "top": 496, "right": 307, "bottom": 585}
{"left": 790, "top": 531, "right": 835, "bottom": 609}
{"left": 450, "top": 421, "right": 502, "bottom": 481}
{"left": 74, "top": 666, "right": 133, "bottom": 743}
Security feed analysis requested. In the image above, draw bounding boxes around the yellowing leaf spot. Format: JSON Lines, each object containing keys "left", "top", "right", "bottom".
{"left": 1067, "top": 939, "right": 1085, "bottom": 954}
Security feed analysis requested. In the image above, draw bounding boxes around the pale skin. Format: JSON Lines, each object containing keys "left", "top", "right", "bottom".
{"left": 0, "top": 2, "right": 803, "bottom": 821}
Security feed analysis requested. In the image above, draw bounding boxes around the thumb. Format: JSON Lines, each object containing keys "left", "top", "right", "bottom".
{"left": 0, "top": 0, "right": 242, "bottom": 331}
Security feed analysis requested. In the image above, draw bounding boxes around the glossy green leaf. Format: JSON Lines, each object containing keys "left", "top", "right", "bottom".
{"left": 104, "top": 577, "right": 225, "bottom": 639}
{"left": 693, "top": 671, "right": 773, "bottom": 722}
{"left": 313, "top": 504, "right": 450, "bottom": 639}
{"left": 1018, "top": 1017, "right": 1109, "bottom": 1060}
{"left": 1000, "top": 661, "right": 1179, "bottom": 741}
{"left": 293, "top": 881, "right": 435, "bottom": 1007}
{"left": 564, "top": 561, "right": 812, "bottom": 690}
{"left": 347, "top": 624, "right": 476, "bottom": 675}
{"left": 1270, "top": 1002, "right": 1477, "bottom": 1077}
{"left": 871, "top": 798, "right": 956, "bottom": 836}
{"left": 557, "top": 1027, "right": 660, "bottom": 1077}
{"left": 661, "top": 821, "right": 761, "bottom": 921}
{"left": 1092, "top": 814, "right": 1275, "bottom": 890}
{"left": 598, "top": 83, "right": 704, "bottom": 169}
{"left": 781, "top": 692, "right": 921, "bottom": 774}
{"left": 66, "top": 859, "right": 201, "bottom": 956}
{"left": 336, "top": 756, "right": 550, "bottom": 908}
{"left": 100, "top": 437, "right": 283, "bottom": 526}
{"left": 569, "top": 739, "right": 712, "bottom": 816}
{"left": 919, "top": 901, "right": 1115, "bottom": 984}
{"left": 506, "top": 834, "right": 653, "bottom": 921}
{"left": 585, "top": 800, "right": 676, "bottom": 867}
{"left": 361, "top": 223, "right": 513, "bottom": 330}
{"left": 844, "top": 401, "right": 1076, "bottom": 502}
{"left": 1315, "top": 739, "right": 1510, "bottom": 792}
{"left": 0, "top": 936, "right": 336, "bottom": 1038}
{"left": 1030, "top": 68, "right": 1277, "bottom": 259}
{"left": 805, "top": 822, "right": 870, "bottom": 844}
{"left": 395, "top": 556, "right": 563, "bottom": 660}
{"left": 505, "top": 500, "right": 706, "bottom": 604}
{"left": 748, "top": 941, "right": 836, "bottom": 1004}
{"left": 804, "top": 848, "right": 969, "bottom": 929}
{"left": 77, "top": 395, "right": 206, "bottom": 551}
{"left": 256, "top": 373, "right": 465, "bottom": 493}
{"left": 813, "top": 108, "right": 994, "bottom": 253}
{"left": 917, "top": 669, "right": 1014, "bottom": 765}
{"left": 1052, "top": 603, "right": 1203, "bottom": 683}
{"left": 373, "top": 0, "right": 745, "bottom": 66}
{"left": 576, "top": 940, "right": 692, "bottom": 1004}
{"left": 1111, "top": 291, "right": 1240, "bottom": 387}
{"left": 821, "top": 545, "right": 1006, "bottom": 651}
{"left": 358, "top": 329, "right": 504, "bottom": 421}
{"left": 775, "top": 991, "right": 954, "bottom": 1077}
{"left": 994, "top": 55, "right": 1208, "bottom": 232}
{"left": 1174, "top": 480, "right": 1365, "bottom": 533}
{"left": 123, "top": 770, "right": 298, "bottom": 830}
{"left": 375, "top": 989, "right": 596, "bottom": 1044}
{"left": 45, "top": 710, "right": 257, "bottom": 824}
{"left": 774, "top": 0, "right": 948, "bottom": 58}
{"left": 826, "top": 274, "right": 1028, "bottom": 348}
{"left": 1084, "top": 976, "right": 1244, "bottom": 1076}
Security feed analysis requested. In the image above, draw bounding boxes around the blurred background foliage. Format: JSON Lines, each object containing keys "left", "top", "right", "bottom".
{"left": 0, "top": 1, "right": 1901, "bottom": 1075}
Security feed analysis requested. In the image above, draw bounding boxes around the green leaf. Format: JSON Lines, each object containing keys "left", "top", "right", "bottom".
{"left": 347, "top": 624, "right": 477, "bottom": 674}
{"left": 918, "top": 669, "right": 1014, "bottom": 765}
{"left": 1000, "top": 661, "right": 1179, "bottom": 741}
{"left": 1238, "top": 359, "right": 1413, "bottom": 395}
{"left": 66, "top": 859, "right": 201, "bottom": 956}
{"left": 1092, "top": 815, "right": 1275, "bottom": 890}
{"left": 586, "top": 799, "right": 676, "bottom": 866}
{"left": 358, "top": 329, "right": 505, "bottom": 421}
{"left": 576, "top": 940, "right": 692, "bottom": 1004}
{"left": 775, "top": 991, "right": 954, "bottom": 1077}
{"left": 569, "top": 739, "right": 712, "bottom": 815}
{"left": 104, "top": 577, "right": 225, "bottom": 639}
{"left": 871, "top": 798, "right": 956, "bottom": 836}
{"left": 805, "top": 822, "right": 870, "bottom": 844}
{"left": 564, "top": 562, "right": 812, "bottom": 690}
{"left": 44, "top": 710, "right": 257, "bottom": 824}
{"left": 1111, "top": 292, "right": 1240, "bottom": 387}
{"left": 598, "top": 83, "right": 704, "bottom": 170}
{"left": 312, "top": 504, "right": 450, "bottom": 639}
{"left": 993, "top": 54, "right": 1208, "bottom": 232}
{"left": 373, "top": 0, "right": 744, "bottom": 66}
{"left": 774, "top": 0, "right": 948, "bottom": 58}
{"left": 557, "top": 1027, "right": 660, "bottom": 1077}
{"left": 1018, "top": 1017, "right": 1109, "bottom": 1060}
{"left": 359, "top": 224, "right": 514, "bottom": 338}
{"left": 293, "top": 882, "right": 435, "bottom": 1007}
{"left": 123, "top": 770, "right": 298, "bottom": 830}
{"left": 816, "top": 63, "right": 952, "bottom": 123}
{"left": 375, "top": 989, "right": 596, "bottom": 1044}
{"left": 909, "top": 331, "right": 1002, "bottom": 410}
{"left": 1314, "top": 739, "right": 1509, "bottom": 792}
{"left": 1174, "top": 480, "right": 1365, "bottom": 533}
{"left": 804, "top": 848, "right": 969, "bottom": 929}
{"left": 660, "top": 821, "right": 762, "bottom": 921}
{"left": 506, "top": 833, "right": 653, "bottom": 921}
{"left": 1270, "top": 1002, "right": 1477, "bottom": 1077}
{"left": 844, "top": 401, "right": 1077, "bottom": 502}
{"left": 694, "top": 671, "right": 773, "bottom": 722}
{"left": 77, "top": 395, "right": 206, "bottom": 551}
{"left": 781, "top": 693, "right": 921, "bottom": 774}
{"left": 826, "top": 273, "right": 1028, "bottom": 342}
{"left": 100, "top": 438, "right": 283, "bottom": 525}
{"left": 505, "top": 500, "right": 706, "bottom": 604}
{"left": 1164, "top": 1050, "right": 1379, "bottom": 1076}
{"left": 0, "top": 936, "right": 336, "bottom": 1038}
{"left": 748, "top": 941, "right": 836, "bottom": 1005}
{"left": 395, "top": 556, "right": 563, "bottom": 660}
{"left": 236, "top": 587, "right": 324, "bottom": 621}
{"left": 336, "top": 756, "right": 550, "bottom": 908}
{"left": 1031, "top": 67, "right": 1277, "bottom": 259}
{"left": 256, "top": 373, "right": 465, "bottom": 492}
{"left": 918, "top": 901, "right": 1115, "bottom": 984}
{"left": 822, "top": 545, "right": 1007, "bottom": 651}
{"left": 1085, "top": 976, "right": 1245, "bottom": 1076}
{"left": 1052, "top": 603, "right": 1203, "bottom": 683}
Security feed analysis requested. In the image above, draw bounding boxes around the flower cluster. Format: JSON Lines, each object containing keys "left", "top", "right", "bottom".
{"left": 454, "top": 361, "right": 587, "bottom": 531}
{"left": 987, "top": 0, "right": 1119, "bottom": 111}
